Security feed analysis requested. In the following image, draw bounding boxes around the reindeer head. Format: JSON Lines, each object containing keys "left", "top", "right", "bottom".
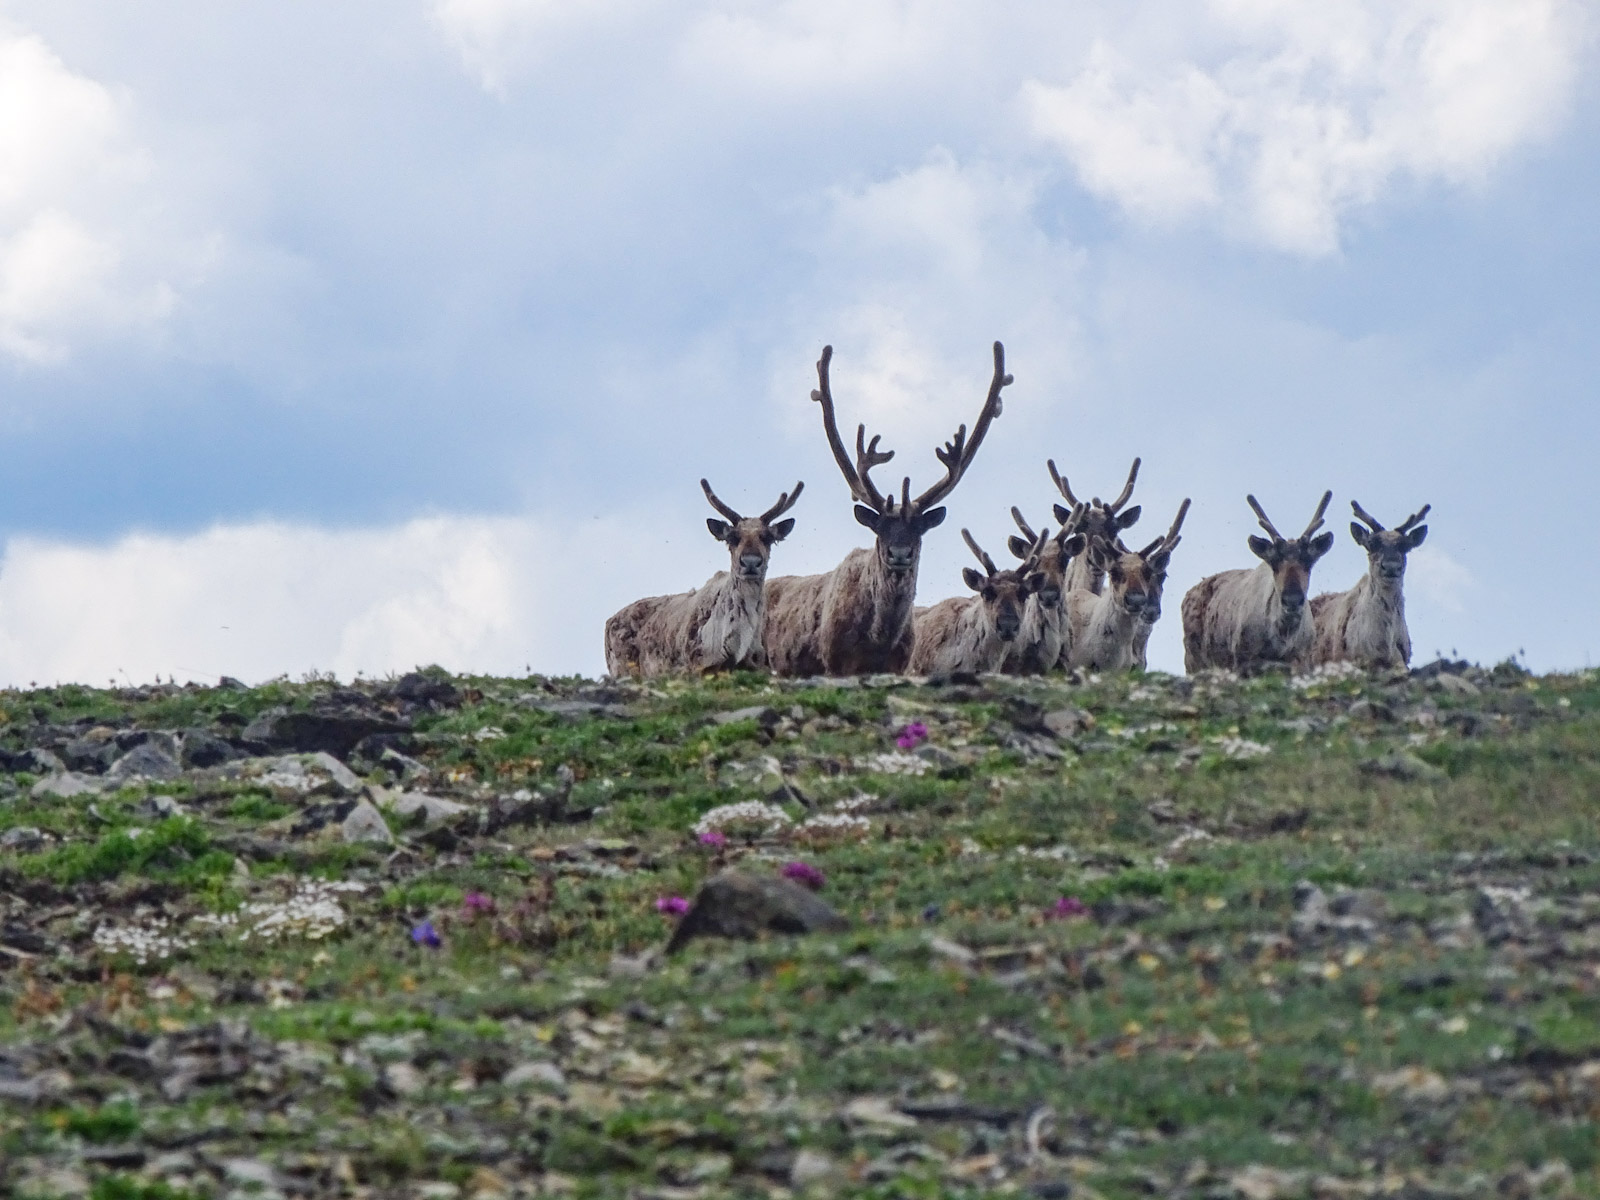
{"left": 1349, "top": 500, "right": 1429, "bottom": 582}
{"left": 1123, "top": 499, "right": 1190, "bottom": 626}
{"left": 1245, "top": 491, "right": 1335, "bottom": 614}
{"left": 701, "top": 478, "right": 804, "bottom": 580}
{"left": 1009, "top": 503, "right": 1088, "bottom": 611}
{"left": 811, "top": 343, "right": 1010, "bottom": 576}
{"left": 961, "top": 529, "right": 1042, "bottom": 643}
{"left": 1048, "top": 457, "right": 1142, "bottom": 557}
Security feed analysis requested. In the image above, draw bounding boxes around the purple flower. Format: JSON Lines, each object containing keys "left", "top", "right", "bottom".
{"left": 1048, "top": 896, "right": 1087, "bottom": 920}
{"left": 411, "top": 920, "right": 442, "bottom": 948}
{"left": 461, "top": 891, "right": 494, "bottom": 915}
{"left": 896, "top": 722, "right": 929, "bottom": 751}
{"left": 655, "top": 896, "right": 691, "bottom": 917}
{"left": 781, "top": 861, "right": 825, "bottom": 891}
{"left": 697, "top": 830, "right": 728, "bottom": 849}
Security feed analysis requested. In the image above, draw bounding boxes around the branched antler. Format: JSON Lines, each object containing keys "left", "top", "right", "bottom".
{"left": 911, "top": 342, "right": 1011, "bottom": 513}
{"left": 1350, "top": 499, "right": 1385, "bottom": 533}
{"left": 1396, "top": 503, "right": 1431, "bottom": 534}
{"left": 1048, "top": 457, "right": 1139, "bottom": 514}
{"left": 1137, "top": 498, "right": 1190, "bottom": 557}
{"left": 1246, "top": 494, "right": 1285, "bottom": 542}
{"left": 1010, "top": 506, "right": 1039, "bottom": 544}
{"left": 759, "top": 481, "right": 806, "bottom": 524}
{"left": 812, "top": 346, "right": 890, "bottom": 510}
{"left": 701, "top": 479, "right": 743, "bottom": 524}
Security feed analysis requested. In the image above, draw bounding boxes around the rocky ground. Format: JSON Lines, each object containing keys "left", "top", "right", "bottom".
{"left": 0, "top": 660, "right": 1597, "bottom": 1200}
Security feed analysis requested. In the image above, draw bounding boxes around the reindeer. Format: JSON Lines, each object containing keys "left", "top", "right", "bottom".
{"left": 1130, "top": 500, "right": 1192, "bottom": 670}
{"left": 1309, "top": 501, "right": 1430, "bottom": 670}
{"left": 999, "top": 503, "right": 1087, "bottom": 674}
{"left": 1046, "top": 457, "right": 1142, "bottom": 594}
{"left": 1065, "top": 499, "right": 1190, "bottom": 673}
{"left": 1181, "top": 491, "right": 1334, "bottom": 674}
{"left": 764, "top": 343, "right": 1011, "bottom": 677}
{"left": 604, "top": 479, "right": 803, "bottom": 677}
{"left": 909, "top": 529, "right": 1046, "bottom": 676}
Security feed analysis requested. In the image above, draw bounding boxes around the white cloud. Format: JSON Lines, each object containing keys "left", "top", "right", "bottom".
{"left": 0, "top": 28, "right": 182, "bottom": 363}
{"left": 1025, "top": 0, "right": 1583, "bottom": 254}
{"left": 1406, "top": 544, "right": 1473, "bottom": 616}
{"left": 0, "top": 511, "right": 698, "bottom": 687}
{"left": 431, "top": 0, "right": 654, "bottom": 93}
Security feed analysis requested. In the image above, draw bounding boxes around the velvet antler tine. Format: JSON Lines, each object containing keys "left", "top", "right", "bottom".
{"left": 1108, "top": 457, "right": 1141, "bottom": 513}
{"left": 1396, "top": 503, "right": 1432, "bottom": 533}
{"left": 1301, "top": 490, "right": 1333, "bottom": 539}
{"left": 1350, "top": 499, "right": 1385, "bottom": 532}
{"left": 1164, "top": 498, "right": 1191, "bottom": 546}
{"left": 700, "top": 478, "right": 743, "bottom": 524}
{"left": 758, "top": 480, "right": 805, "bottom": 524}
{"left": 1246, "top": 494, "right": 1285, "bottom": 541}
{"left": 1011, "top": 506, "right": 1038, "bottom": 542}
{"left": 961, "top": 528, "right": 998, "bottom": 576}
{"left": 1047, "top": 459, "right": 1080, "bottom": 507}
{"left": 911, "top": 341, "right": 1010, "bottom": 513}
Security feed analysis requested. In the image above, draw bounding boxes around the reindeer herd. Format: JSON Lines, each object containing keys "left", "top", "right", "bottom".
{"left": 604, "top": 342, "right": 1432, "bottom": 681}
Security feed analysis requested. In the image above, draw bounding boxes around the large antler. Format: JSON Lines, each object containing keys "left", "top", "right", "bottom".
{"left": 811, "top": 346, "right": 891, "bottom": 511}
{"left": 701, "top": 479, "right": 743, "bottom": 523}
{"left": 759, "top": 481, "right": 805, "bottom": 524}
{"left": 909, "top": 342, "right": 1011, "bottom": 513}
{"left": 961, "top": 528, "right": 1000, "bottom": 577}
{"left": 1300, "top": 490, "right": 1333, "bottom": 539}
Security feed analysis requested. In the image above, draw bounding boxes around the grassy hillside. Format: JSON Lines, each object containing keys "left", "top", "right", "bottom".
{"left": 1, "top": 661, "right": 1597, "bottom": 1199}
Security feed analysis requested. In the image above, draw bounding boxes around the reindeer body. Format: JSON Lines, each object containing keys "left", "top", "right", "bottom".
{"left": 908, "top": 529, "right": 1040, "bottom": 676}
{"left": 1064, "top": 499, "right": 1186, "bottom": 673}
{"left": 765, "top": 548, "right": 918, "bottom": 677}
{"left": 765, "top": 343, "right": 1011, "bottom": 677}
{"left": 1181, "top": 564, "right": 1314, "bottom": 673}
{"left": 605, "top": 573, "right": 768, "bottom": 676}
{"left": 1182, "top": 492, "right": 1333, "bottom": 675}
{"left": 1000, "top": 507, "right": 1086, "bottom": 675}
{"left": 605, "top": 479, "right": 802, "bottom": 678}
{"left": 1309, "top": 501, "right": 1429, "bottom": 670}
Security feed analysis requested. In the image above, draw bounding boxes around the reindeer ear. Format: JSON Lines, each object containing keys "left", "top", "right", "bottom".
{"left": 1024, "top": 571, "right": 1047, "bottom": 596}
{"left": 1115, "top": 505, "right": 1142, "bottom": 531}
{"left": 1147, "top": 549, "right": 1171, "bottom": 573}
{"left": 1405, "top": 525, "right": 1427, "bottom": 550}
{"left": 770, "top": 518, "right": 796, "bottom": 542}
{"left": 1308, "top": 531, "right": 1335, "bottom": 561}
{"left": 961, "top": 566, "right": 985, "bottom": 592}
{"left": 1052, "top": 502, "right": 1072, "bottom": 525}
{"left": 854, "top": 505, "right": 881, "bottom": 532}
{"left": 1061, "top": 532, "right": 1087, "bottom": 558}
{"left": 1247, "top": 535, "right": 1275, "bottom": 562}
{"left": 1349, "top": 521, "right": 1371, "bottom": 548}
{"left": 706, "top": 518, "right": 731, "bottom": 541}
{"left": 1006, "top": 534, "right": 1030, "bottom": 560}
{"left": 916, "top": 506, "right": 947, "bottom": 532}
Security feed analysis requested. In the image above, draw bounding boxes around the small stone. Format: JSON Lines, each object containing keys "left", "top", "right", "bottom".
{"left": 180, "top": 729, "right": 237, "bottom": 769}
{"left": 31, "top": 772, "right": 103, "bottom": 799}
{"left": 1432, "top": 673, "right": 1481, "bottom": 696}
{"left": 222, "top": 1158, "right": 282, "bottom": 1189}
{"left": 383, "top": 1061, "right": 425, "bottom": 1097}
{"left": 712, "top": 705, "right": 779, "bottom": 728}
{"left": 340, "top": 800, "right": 394, "bottom": 845}
{"left": 1359, "top": 751, "right": 1444, "bottom": 782}
{"left": 790, "top": 1149, "right": 839, "bottom": 1186}
{"left": 503, "top": 1061, "right": 566, "bottom": 1090}
{"left": 0, "top": 826, "right": 46, "bottom": 851}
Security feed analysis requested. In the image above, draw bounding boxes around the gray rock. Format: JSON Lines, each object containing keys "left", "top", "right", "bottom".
{"left": 503, "top": 1061, "right": 566, "bottom": 1090}
{"left": 31, "top": 772, "right": 103, "bottom": 799}
{"left": 340, "top": 799, "right": 394, "bottom": 845}
{"left": 1042, "top": 707, "right": 1095, "bottom": 738}
{"left": 180, "top": 729, "right": 237, "bottom": 769}
{"left": 712, "top": 705, "right": 779, "bottom": 728}
{"left": 230, "top": 752, "right": 362, "bottom": 796}
{"left": 0, "top": 826, "right": 44, "bottom": 850}
{"left": 15, "top": 747, "right": 64, "bottom": 776}
{"left": 62, "top": 731, "right": 120, "bottom": 774}
{"left": 378, "top": 746, "right": 429, "bottom": 784}
{"left": 791, "top": 1149, "right": 840, "bottom": 1186}
{"left": 1359, "top": 751, "right": 1445, "bottom": 782}
{"left": 666, "top": 869, "right": 850, "bottom": 954}
{"left": 380, "top": 789, "right": 470, "bottom": 827}
{"left": 107, "top": 741, "right": 182, "bottom": 783}
{"left": 382, "top": 1061, "right": 425, "bottom": 1097}
{"left": 1432, "top": 673, "right": 1481, "bottom": 697}
{"left": 242, "top": 706, "right": 405, "bottom": 757}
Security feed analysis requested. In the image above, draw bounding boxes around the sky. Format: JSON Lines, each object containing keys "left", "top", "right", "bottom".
{"left": 0, "top": 0, "right": 1595, "bottom": 685}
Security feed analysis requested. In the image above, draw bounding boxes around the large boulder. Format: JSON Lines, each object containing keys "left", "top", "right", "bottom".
{"left": 241, "top": 707, "right": 406, "bottom": 758}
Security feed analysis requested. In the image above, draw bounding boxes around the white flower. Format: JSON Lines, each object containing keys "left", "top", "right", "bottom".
{"left": 692, "top": 800, "right": 792, "bottom": 836}
{"left": 855, "top": 752, "right": 929, "bottom": 776}
{"left": 796, "top": 813, "right": 870, "bottom": 837}
{"left": 1291, "top": 661, "right": 1365, "bottom": 689}
{"left": 1212, "top": 736, "right": 1270, "bottom": 760}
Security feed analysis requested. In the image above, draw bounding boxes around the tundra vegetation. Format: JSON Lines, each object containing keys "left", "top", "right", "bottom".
{"left": 2, "top": 661, "right": 1598, "bottom": 1199}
